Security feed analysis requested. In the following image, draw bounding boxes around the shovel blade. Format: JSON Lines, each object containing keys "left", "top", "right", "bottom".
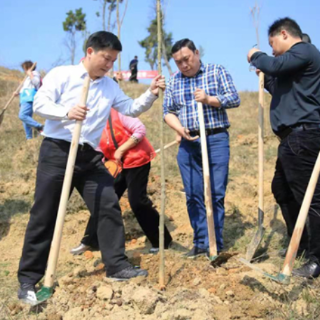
{"left": 36, "top": 286, "right": 53, "bottom": 302}
{"left": 245, "top": 226, "right": 265, "bottom": 261}
{"left": 210, "top": 252, "right": 237, "bottom": 268}
{"left": 238, "top": 257, "right": 291, "bottom": 284}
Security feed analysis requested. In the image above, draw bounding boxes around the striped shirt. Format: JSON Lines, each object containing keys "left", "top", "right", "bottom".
{"left": 163, "top": 62, "right": 240, "bottom": 131}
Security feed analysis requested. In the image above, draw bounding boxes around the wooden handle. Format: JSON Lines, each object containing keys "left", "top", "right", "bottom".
{"left": 258, "top": 72, "right": 264, "bottom": 225}
{"left": 155, "top": 140, "right": 178, "bottom": 154}
{"left": 197, "top": 102, "right": 217, "bottom": 257}
{"left": 43, "top": 76, "right": 90, "bottom": 288}
{"left": 281, "top": 151, "right": 320, "bottom": 276}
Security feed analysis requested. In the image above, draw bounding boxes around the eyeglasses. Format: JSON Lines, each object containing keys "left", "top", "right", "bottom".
{"left": 249, "top": 44, "right": 258, "bottom": 72}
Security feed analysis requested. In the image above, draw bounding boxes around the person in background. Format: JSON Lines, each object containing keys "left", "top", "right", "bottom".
{"left": 15, "top": 61, "right": 43, "bottom": 139}
{"left": 71, "top": 108, "right": 172, "bottom": 255}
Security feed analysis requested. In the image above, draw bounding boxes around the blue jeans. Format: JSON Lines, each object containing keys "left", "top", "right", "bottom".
{"left": 19, "top": 102, "right": 42, "bottom": 140}
{"left": 177, "top": 132, "right": 230, "bottom": 251}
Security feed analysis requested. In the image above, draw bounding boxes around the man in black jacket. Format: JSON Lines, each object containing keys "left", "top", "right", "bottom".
{"left": 247, "top": 17, "right": 320, "bottom": 279}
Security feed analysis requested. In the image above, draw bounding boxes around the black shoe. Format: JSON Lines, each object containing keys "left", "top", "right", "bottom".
{"left": 292, "top": 261, "right": 320, "bottom": 279}
{"left": 18, "top": 283, "right": 38, "bottom": 305}
{"left": 107, "top": 266, "right": 148, "bottom": 281}
{"left": 183, "top": 246, "right": 207, "bottom": 259}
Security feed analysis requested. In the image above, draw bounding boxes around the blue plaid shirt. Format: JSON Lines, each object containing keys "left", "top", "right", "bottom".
{"left": 163, "top": 62, "right": 240, "bottom": 131}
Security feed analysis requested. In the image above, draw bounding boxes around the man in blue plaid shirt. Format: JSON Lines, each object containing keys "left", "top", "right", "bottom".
{"left": 163, "top": 39, "right": 240, "bottom": 258}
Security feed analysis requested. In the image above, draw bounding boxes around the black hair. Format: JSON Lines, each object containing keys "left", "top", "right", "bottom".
{"left": 268, "top": 17, "right": 302, "bottom": 39}
{"left": 85, "top": 31, "right": 122, "bottom": 54}
{"left": 21, "top": 60, "right": 36, "bottom": 71}
{"left": 302, "top": 33, "right": 312, "bottom": 44}
{"left": 171, "top": 38, "right": 197, "bottom": 55}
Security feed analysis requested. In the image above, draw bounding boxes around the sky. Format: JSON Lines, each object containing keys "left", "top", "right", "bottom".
{"left": 0, "top": 0, "right": 319, "bottom": 91}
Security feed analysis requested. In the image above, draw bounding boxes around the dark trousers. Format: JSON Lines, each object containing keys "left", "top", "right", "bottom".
{"left": 18, "top": 138, "right": 130, "bottom": 285}
{"left": 272, "top": 129, "right": 320, "bottom": 263}
{"left": 82, "top": 162, "right": 172, "bottom": 248}
{"left": 129, "top": 68, "right": 138, "bottom": 83}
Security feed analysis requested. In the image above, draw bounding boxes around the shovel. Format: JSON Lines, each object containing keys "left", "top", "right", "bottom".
{"left": 240, "top": 151, "right": 320, "bottom": 284}
{"left": 0, "top": 62, "right": 37, "bottom": 126}
{"left": 155, "top": 140, "right": 177, "bottom": 153}
{"left": 36, "top": 76, "right": 90, "bottom": 302}
{"left": 245, "top": 71, "right": 265, "bottom": 261}
{"left": 197, "top": 102, "right": 218, "bottom": 261}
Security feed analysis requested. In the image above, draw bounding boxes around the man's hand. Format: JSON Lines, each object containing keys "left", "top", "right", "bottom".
{"left": 150, "top": 75, "right": 165, "bottom": 96}
{"left": 194, "top": 88, "right": 209, "bottom": 104}
{"left": 114, "top": 148, "right": 124, "bottom": 163}
{"left": 255, "top": 68, "right": 261, "bottom": 76}
{"left": 67, "top": 104, "right": 90, "bottom": 121}
{"left": 177, "top": 127, "right": 199, "bottom": 141}
{"left": 13, "top": 92, "right": 19, "bottom": 97}
{"left": 247, "top": 47, "right": 261, "bottom": 63}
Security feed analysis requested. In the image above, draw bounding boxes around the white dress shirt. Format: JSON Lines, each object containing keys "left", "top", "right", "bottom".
{"left": 33, "top": 63, "right": 158, "bottom": 148}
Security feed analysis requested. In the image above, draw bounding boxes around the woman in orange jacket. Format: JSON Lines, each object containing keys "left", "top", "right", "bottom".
{"left": 71, "top": 108, "right": 172, "bottom": 254}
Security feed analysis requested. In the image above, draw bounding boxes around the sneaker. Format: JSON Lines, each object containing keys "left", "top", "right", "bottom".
{"left": 107, "top": 265, "right": 148, "bottom": 281}
{"left": 18, "top": 283, "right": 38, "bottom": 305}
{"left": 70, "top": 243, "right": 93, "bottom": 255}
{"left": 149, "top": 247, "right": 160, "bottom": 254}
{"left": 183, "top": 246, "right": 207, "bottom": 259}
{"left": 149, "top": 242, "right": 172, "bottom": 254}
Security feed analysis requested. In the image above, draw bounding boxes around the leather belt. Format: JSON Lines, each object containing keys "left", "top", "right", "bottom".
{"left": 45, "top": 137, "right": 93, "bottom": 152}
{"left": 277, "top": 123, "right": 320, "bottom": 141}
{"left": 189, "top": 127, "right": 227, "bottom": 137}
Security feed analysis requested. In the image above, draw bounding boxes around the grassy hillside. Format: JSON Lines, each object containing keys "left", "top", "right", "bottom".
{"left": 0, "top": 67, "right": 319, "bottom": 320}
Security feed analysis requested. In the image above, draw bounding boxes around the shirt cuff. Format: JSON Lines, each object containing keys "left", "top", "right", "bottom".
{"left": 146, "top": 88, "right": 158, "bottom": 102}
{"left": 216, "top": 95, "right": 226, "bottom": 108}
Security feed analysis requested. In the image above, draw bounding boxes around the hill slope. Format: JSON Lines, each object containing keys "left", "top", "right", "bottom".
{"left": 0, "top": 67, "right": 319, "bottom": 320}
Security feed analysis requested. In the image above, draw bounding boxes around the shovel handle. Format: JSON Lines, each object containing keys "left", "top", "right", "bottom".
{"left": 258, "top": 71, "right": 264, "bottom": 225}
{"left": 281, "top": 151, "right": 320, "bottom": 277}
{"left": 197, "top": 102, "right": 218, "bottom": 258}
{"left": 155, "top": 140, "right": 178, "bottom": 153}
{"left": 43, "top": 76, "right": 90, "bottom": 288}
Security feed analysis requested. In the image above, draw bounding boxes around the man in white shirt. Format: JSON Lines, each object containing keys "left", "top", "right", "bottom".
{"left": 16, "top": 61, "right": 43, "bottom": 139}
{"left": 17, "top": 31, "right": 165, "bottom": 305}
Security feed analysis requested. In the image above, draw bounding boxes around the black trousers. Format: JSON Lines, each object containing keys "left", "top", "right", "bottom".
{"left": 129, "top": 68, "right": 138, "bottom": 83}
{"left": 272, "top": 129, "right": 320, "bottom": 262}
{"left": 18, "top": 138, "right": 130, "bottom": 285}
{"left": 82, "top": 162, "right": 172, "bottom": 248}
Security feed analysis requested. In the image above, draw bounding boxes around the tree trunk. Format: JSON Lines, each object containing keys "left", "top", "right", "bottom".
{"left": 117, "top": 0, "right": 121, "bottom": 75}
{"left": 162, "top": 41, "right": 172, "bottom": 75}
{"left": 102, "top": 0, "right": 107, "bottom": 31}
{"left": 157, "top": 0, "right": 166, "bottom": 290}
